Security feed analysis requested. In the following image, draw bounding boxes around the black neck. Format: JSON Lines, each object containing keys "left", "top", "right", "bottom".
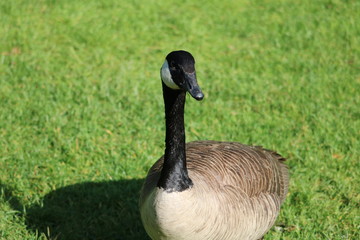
{"left": 157, "top": 83, "right": 193, "bottom": 192}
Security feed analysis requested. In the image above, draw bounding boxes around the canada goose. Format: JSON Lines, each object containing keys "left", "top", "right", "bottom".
{"left": 139, "top": 50, "right": 289, "bottom": 240}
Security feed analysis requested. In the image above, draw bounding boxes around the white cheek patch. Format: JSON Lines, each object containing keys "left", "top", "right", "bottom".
{"left": 161, "top": 60, "right": 180, "bottom": 90}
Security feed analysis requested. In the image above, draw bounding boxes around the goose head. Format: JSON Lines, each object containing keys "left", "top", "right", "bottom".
{"left": 160, "top": 50, "right": 204, "bottom": 101}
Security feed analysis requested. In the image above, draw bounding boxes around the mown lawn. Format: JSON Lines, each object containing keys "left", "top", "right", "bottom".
{"left": 0, "top": 0, "right": 359, "bottom": 239}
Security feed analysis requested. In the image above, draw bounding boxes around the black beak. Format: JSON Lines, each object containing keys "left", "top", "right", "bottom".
{"left": 183, "top": 72, "right": 204, "bottom": 101}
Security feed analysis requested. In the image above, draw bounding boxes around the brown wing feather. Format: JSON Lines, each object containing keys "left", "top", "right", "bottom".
{"left": 140, "top": 140, "right": 289, "bottom": 206}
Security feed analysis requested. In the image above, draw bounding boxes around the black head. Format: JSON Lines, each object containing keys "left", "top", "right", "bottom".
{"left": 160, "top": 50, "right": 204, "bottom": 101}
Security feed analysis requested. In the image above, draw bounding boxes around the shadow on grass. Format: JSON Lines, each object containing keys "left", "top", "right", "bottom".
{"left": 24, "top": 179, "right": 148, "bottom": 240}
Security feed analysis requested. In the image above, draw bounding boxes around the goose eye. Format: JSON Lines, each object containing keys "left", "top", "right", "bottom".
{"left": 169, "top": 61, "right": 176, "bottom": 71}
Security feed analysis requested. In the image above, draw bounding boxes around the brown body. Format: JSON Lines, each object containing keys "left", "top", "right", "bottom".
{"left": 140, "top": 141, "right": 289, "bottom": 240}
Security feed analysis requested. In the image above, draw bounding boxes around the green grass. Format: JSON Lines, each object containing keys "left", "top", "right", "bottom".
{"left": 0, "top": 0, "right": 359, "bottom": 239}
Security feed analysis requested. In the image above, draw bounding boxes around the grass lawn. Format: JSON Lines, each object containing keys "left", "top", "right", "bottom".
{"left": 0, "top": 0, "right": 359, "bottom": 239}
